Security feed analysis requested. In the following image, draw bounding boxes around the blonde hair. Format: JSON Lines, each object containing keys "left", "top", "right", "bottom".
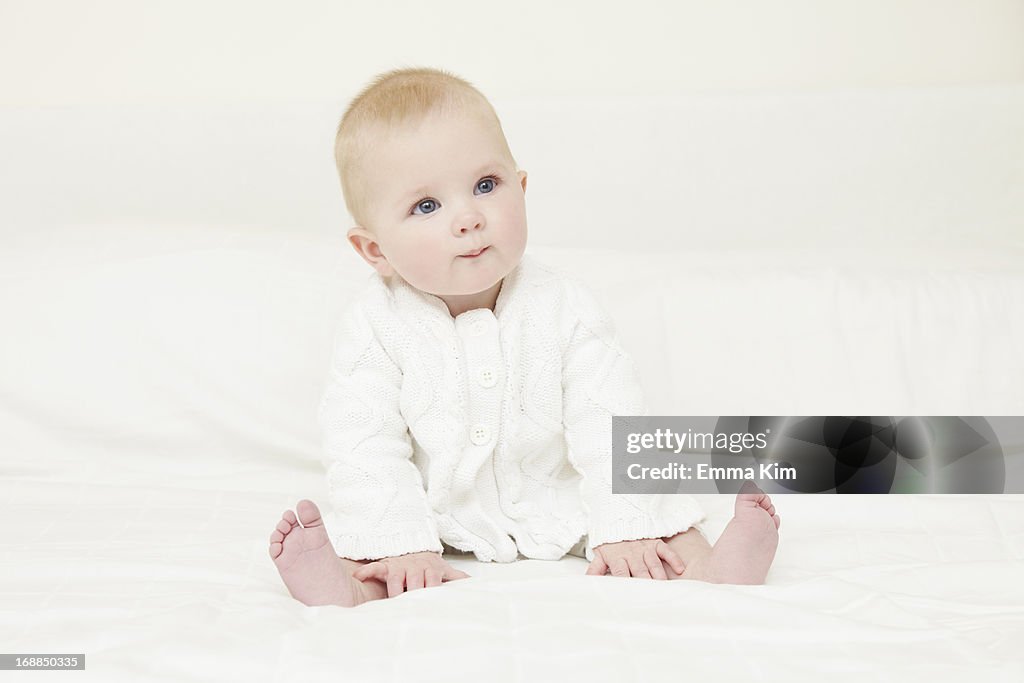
{"left": 334, "top": 67, "right": 517, "bottom": 231}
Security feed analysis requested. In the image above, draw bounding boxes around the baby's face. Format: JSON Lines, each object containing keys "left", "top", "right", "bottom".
{"left": 351, "top": 108, "right": 528, "bottom": 299}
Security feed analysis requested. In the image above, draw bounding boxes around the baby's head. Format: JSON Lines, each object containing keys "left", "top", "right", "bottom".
{"left": 335, "top": 67, "right": 528, "bottom": 312}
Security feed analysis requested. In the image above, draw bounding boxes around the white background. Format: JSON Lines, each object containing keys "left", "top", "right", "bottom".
{"left": 2, "top": 0, "right": 1023, "bottom": 249}
{"left": 3, "top": 0, "right": 1023, "bottom": 105}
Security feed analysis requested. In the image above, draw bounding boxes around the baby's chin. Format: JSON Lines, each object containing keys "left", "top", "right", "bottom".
{"left": 409, "top": 262, "right": 519, "bottom": 297}
{"left": 426, "top": 276, "right": 503, "bottom": 298}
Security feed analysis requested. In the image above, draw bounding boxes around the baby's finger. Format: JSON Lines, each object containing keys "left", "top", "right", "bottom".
{"left": 626, "top": 555, "right": 652, "bottom": 579}
{"left": 655, "top": 541, "right": 686, "bottom": 575}
{"left": 406, "top": 568, "right": 426, "bottom": 591}
{"left": 644, "top": 549, "right": 669, "bottom": 580}
{"left": 586, "top": 554, "right": 608, "bottom": 576}
{"left": 386, "top": 569, "right": 406, "bottom": 598}
{"left": 424, "top": 567, "right": 443, "bottom": 587}
{"left": 443, "top": 567, "right": 471, "bottom": 581}
{"left": 610, "top": 557, "right": 631, "bottom": 578}
{"left": 353, "top": 562, "right": 387, "bottom": 581}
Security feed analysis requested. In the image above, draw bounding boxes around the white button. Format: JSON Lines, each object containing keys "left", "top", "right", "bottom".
{"left": 470, "top": 425, "right": 491, "bottom": 445}
{"left": 470, "top": 320, "right": 487, "bottom": 336}
{"left": 478, "top": 367, "right": 497, "bottom": 388}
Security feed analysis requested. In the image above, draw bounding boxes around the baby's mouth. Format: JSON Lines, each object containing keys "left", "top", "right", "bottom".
{"left": 458, "top": 246, "right": 489, "bottom": 258}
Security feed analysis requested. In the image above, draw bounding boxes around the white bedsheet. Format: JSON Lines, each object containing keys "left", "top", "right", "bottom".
{"left": 4, "top": 469, "right": 1023, "bottom": 682}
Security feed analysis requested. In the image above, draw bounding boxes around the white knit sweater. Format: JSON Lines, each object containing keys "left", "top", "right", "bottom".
{"left": 317, "top": 253, "right": 705, "bottom": 563}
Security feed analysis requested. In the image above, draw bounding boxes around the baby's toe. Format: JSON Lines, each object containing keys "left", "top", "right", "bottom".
{"left": 295, "top": 499, "right": 325, "bottom": 528}
{"left": 752, "top": 493, "right": 775, "bottom": 516}
{"left": 739, "top": 480, "right": 764, "bottom": 496}
{"left": 276, "top": 517, "right": 294, "bottom": 535}
{"left": 283, "top": 509, "right": 297, "bottom": 524}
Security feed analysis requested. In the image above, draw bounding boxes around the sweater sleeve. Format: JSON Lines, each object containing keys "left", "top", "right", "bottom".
{"left": 316, "top": 299, "right": 444, "bottom": 561}
{"left": 560, "top": 279, "right": 705, "bottom": 561}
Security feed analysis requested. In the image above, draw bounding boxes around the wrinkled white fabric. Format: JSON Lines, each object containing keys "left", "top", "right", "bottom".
{"left": 318, "top": 254, "right": 705, "bottom": 562}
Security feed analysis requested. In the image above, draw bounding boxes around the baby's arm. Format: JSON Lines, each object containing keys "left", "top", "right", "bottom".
{"left": 318, "top": 301, "right": 445, "bottom": 563}
{"left": 560, "top": 280, "right": 706, "bottom": 569}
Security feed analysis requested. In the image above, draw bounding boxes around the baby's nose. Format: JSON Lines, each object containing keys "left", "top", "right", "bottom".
{"left": 453, "top": 212, "right": 485, "bottom": 234}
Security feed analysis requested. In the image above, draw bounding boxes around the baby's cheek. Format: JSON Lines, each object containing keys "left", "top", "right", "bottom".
{"left": 397, "top": 241, "right": 444, "bottom": 286}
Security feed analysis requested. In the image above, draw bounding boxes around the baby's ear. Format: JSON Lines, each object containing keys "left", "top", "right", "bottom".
{"left": 347, "top": 226, "right": 394, "bottom": 277}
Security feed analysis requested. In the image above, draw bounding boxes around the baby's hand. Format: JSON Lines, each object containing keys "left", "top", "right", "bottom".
{"left": 352, "top": 551, "right": 470, "bottom": 598}
{"left": 586, "top": 538, "right": 685, "bottom": 579}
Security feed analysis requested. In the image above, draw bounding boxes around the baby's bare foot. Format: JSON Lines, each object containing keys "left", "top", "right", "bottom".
{"left": 682, "top": 483, "right": 781, "bottom": 585}
{"left": 269, "top": 499, "right": 367, "bottom": 607}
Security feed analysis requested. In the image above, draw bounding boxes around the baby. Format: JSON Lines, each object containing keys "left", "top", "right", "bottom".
{"left": 269, "top": 67, "right": 781, "bottom": 607}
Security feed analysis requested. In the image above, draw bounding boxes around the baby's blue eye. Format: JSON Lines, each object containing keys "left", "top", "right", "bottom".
{"left": 413, "top": 199, "right": 438, "bottom": 215}
{"left": 410, "top": 177, "right": 498, "bottom": 216}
